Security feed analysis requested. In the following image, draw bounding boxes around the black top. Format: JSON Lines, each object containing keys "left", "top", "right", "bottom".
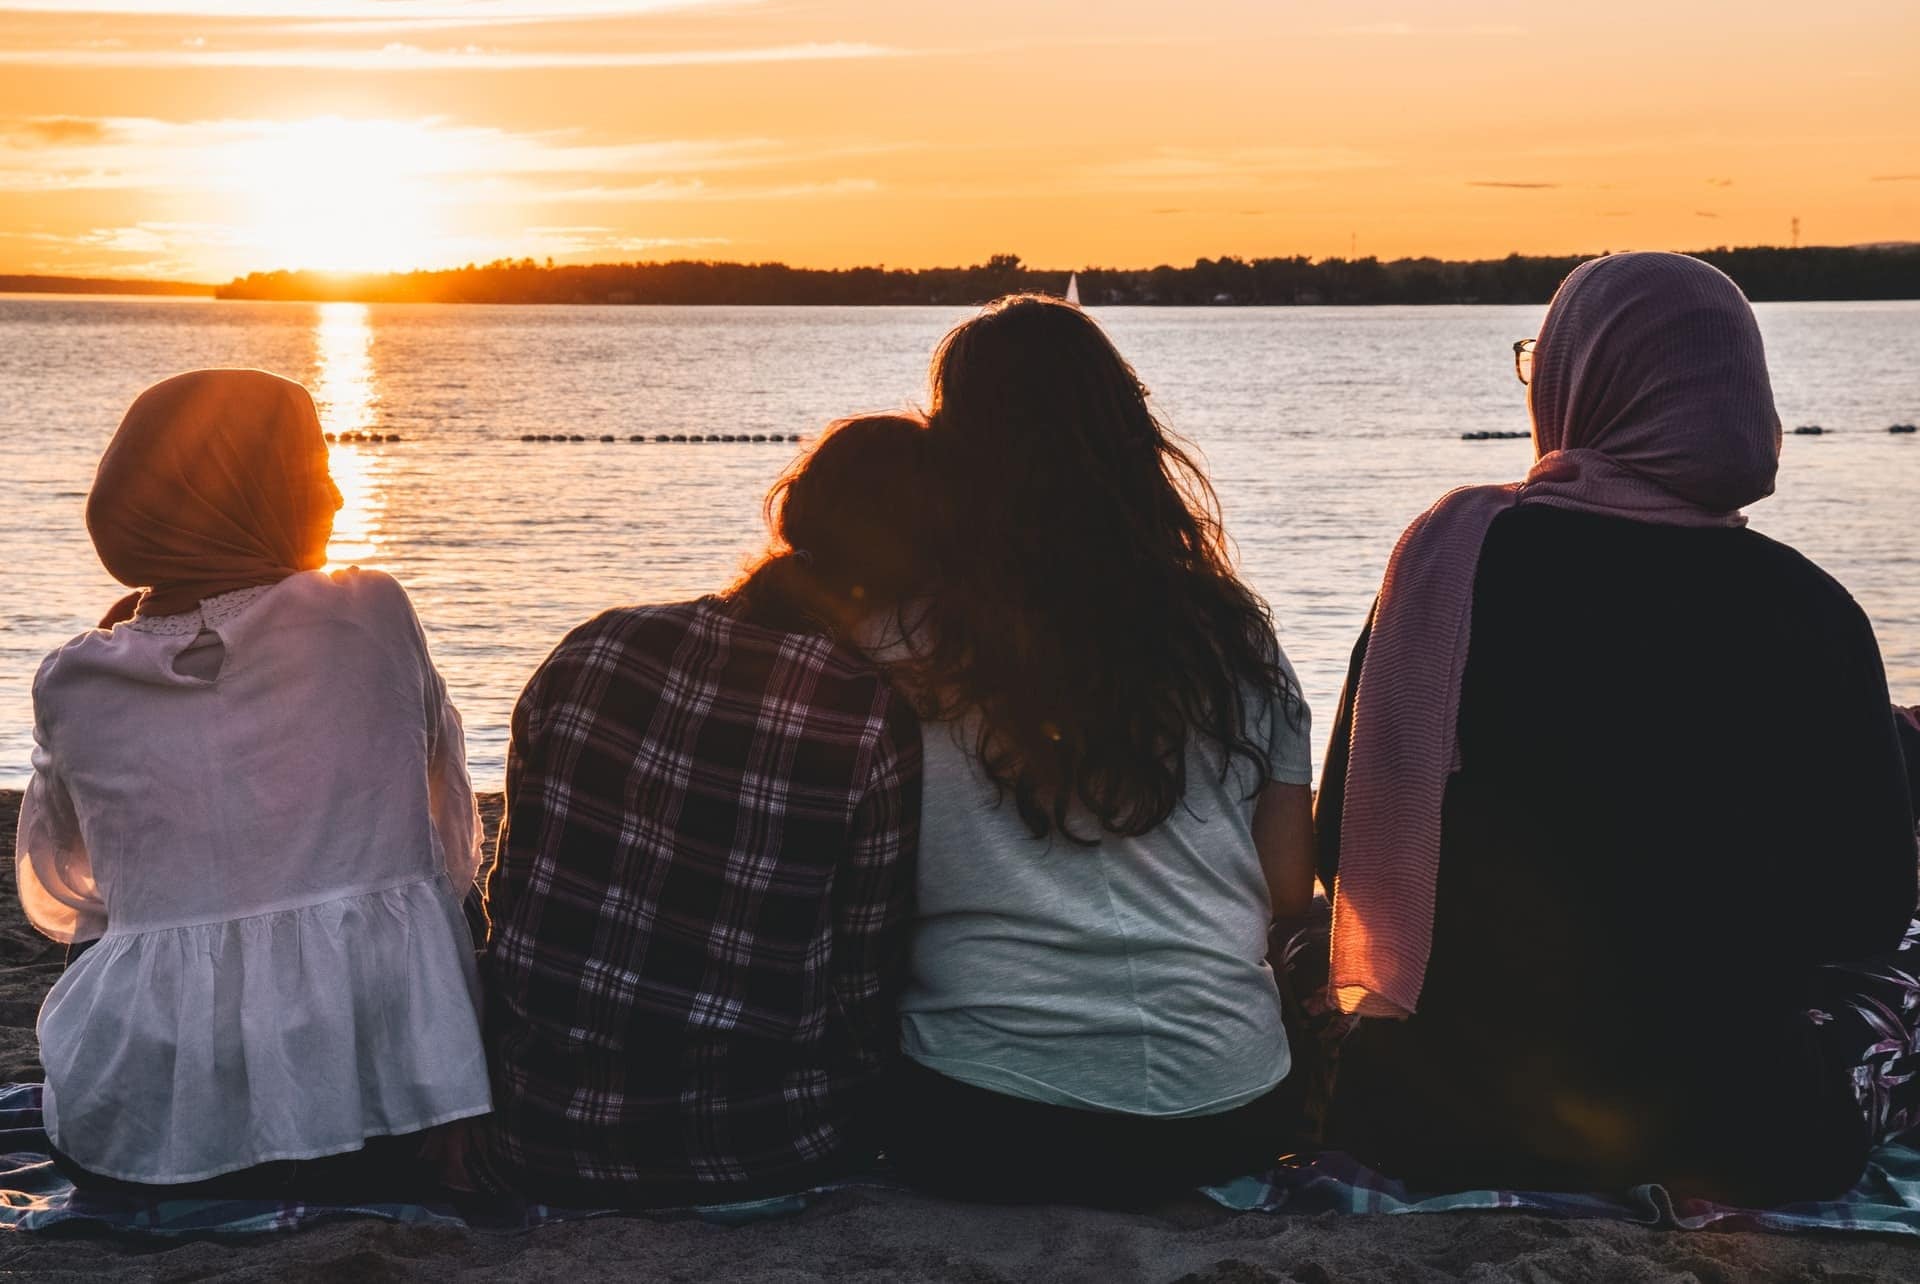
{"left": 1316, "top": 505, "right": 1917, "bottom": 1203}
{"left": 1898, "top": 708, "right": 1920, "bottom": 809}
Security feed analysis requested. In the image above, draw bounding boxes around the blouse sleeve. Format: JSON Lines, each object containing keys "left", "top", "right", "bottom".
{"left": 428, "top": 683, "right": 483, "bottom": 895}
{"left": 1262, "top": 642, "right": 1314, "bottom": 787}
{"left": 16, "top": 714, "right": 106, "bottom": 945}
{"left": 393, "top": 579, "right": 481, "bottom": 895}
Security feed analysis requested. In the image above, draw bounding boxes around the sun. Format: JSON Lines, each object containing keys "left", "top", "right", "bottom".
{"left": 234, "top": 118, "right": 450, "bottom": 274}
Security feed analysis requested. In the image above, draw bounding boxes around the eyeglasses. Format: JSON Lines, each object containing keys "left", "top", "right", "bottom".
{"left": 1513, "top": 338, "right": 1536, "bottom": 386}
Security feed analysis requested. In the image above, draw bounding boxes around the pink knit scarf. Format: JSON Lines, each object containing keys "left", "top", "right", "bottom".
{"left": 1330, "top": 252, "right": 1784, "bottom": 1018}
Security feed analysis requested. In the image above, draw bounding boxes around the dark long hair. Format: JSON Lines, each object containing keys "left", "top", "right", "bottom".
{"left": 731, "top": 413, "right": 929, "bottom": 637}
{"left": 909, "top": 294, "right": 1295, "bottom": 843}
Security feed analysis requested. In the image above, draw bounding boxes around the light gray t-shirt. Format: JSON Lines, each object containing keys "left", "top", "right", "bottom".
{"left": 897, "top": 648, "right": 1313, "bottom": 1117}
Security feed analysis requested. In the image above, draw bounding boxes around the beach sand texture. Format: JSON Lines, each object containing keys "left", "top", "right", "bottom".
{"left": 2, "top": 790, "right": 1918, "bottom": 1281}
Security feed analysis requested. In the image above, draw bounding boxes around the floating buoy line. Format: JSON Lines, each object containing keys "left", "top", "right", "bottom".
{"left": 334, "top": 426, "right": 1911, "bottom": 447}
{"left": 1462, "top": 424, "right": 1920, "bottom": 441}
{"left": 516, "top": 432, "right": 806, "bottom": 444}
{"left": 1790, "top": 424, "right": 1920, "bottom": 436}
{"left": 323, "top": 430, "right": 808, "bottom": 445}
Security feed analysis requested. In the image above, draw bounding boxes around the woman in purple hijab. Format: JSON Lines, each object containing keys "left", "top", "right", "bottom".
{"left": 1311, "top": 253, "right": 1919, "bottom": 1202}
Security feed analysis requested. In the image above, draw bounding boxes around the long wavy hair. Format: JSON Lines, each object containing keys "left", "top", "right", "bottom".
{"left": 908, "top": 294, "right": 1296, "bottom": 843}
{"left": 730, "top": 413, "right": 929, "bottom": 637}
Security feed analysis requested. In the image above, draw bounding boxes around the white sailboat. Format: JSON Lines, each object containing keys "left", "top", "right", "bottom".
{"left": 1064, "top": 272, "right": 1081, "bottom": 306}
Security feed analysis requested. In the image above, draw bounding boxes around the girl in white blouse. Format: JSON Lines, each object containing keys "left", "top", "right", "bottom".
{"left": 15, "top": 369, "right": 492, "bottom": 1191}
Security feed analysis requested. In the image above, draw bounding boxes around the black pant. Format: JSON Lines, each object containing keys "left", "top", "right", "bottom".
{"left": 885, "top": 1058, "right": 1293, "bottom": 1205}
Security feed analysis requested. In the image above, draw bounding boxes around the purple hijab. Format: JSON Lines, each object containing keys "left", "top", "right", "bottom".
{"left": 1330, "top": 252, "right": 1783, "bottom": 1018}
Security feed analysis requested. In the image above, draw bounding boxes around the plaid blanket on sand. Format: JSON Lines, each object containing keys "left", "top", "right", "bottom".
{"left": 2, "top": 1085, "right": 1917, "bottom": 1239}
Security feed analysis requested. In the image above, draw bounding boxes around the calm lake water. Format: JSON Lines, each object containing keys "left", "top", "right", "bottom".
{"left": 3, "top": 295, "right": 1917, "bottom": 788}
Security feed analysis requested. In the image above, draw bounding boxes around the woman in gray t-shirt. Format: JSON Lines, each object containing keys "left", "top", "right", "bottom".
{"left": 881, "top": 295, "right": 1316, "bottom": 1203}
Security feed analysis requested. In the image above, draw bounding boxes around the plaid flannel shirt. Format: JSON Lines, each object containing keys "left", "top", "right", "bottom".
{"left": 479, "top": 596, "right": 921, "bottom": 1204}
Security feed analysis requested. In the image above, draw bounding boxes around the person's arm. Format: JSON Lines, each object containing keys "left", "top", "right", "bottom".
{"left": 480, "top": 661, "right": 552, "bottom": 952}
{"left": 1313, "top": 605, "right": 1374, "bottom": 892}
{"left": 1895, "top": 704, "right": 1920, "bottom": 817}
{"left": 828, "top": 692, "right": 922, "bottom": 1080}
{"left": 1254, "top": 637, "right": 1320, "bottom": 919}
{"left": 16, "top": 703, "right": 106, "bottom": 945}
{"left": 1791, "top": 600, "right": 1917, "bottom": 963}
{"left": 1254, "top": 781, "right": 1316, "bottom": 918}
{"left": 427, "top": 675, "right": 482, "bottom": 896}
{"left": 394, "top": 584, "right": 484, "bottom": 922}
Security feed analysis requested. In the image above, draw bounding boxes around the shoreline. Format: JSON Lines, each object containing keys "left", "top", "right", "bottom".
{"left": 2, "top": 786, "right": 1918, "bottom": 1279}
{"left": 9, "top": 244, "right": 1920, "bottom": 309}
{"left": 13, "top": 292, "right": 1920, "bottom": 309}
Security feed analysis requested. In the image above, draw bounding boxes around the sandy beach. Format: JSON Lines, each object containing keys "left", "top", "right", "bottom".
{"left": 1, "top": 790, "right": 1916, "bottom": 1282}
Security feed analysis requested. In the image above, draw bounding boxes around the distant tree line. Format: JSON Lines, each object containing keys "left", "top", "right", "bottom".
{"left": 1, "top": 274, "right": 212, "bottom": 297}
{"left": 213, "top": 247, "right": 1920, "bottom": 307}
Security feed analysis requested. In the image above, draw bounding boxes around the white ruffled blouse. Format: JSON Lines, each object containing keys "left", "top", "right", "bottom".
{"left": 15, "top": 569, "right": 493, "bottom": 1184}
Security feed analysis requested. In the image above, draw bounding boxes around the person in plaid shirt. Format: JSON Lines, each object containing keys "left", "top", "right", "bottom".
{"left": 477, "top": 415, "right": 925, "bottom": 1207}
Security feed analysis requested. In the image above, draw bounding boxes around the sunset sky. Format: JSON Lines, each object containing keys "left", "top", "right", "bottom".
{"left": 1, "top": 0, "right": 1915, "bottom": 280}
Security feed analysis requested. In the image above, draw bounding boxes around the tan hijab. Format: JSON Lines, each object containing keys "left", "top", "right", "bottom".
{"left": 88, "top": 369, "right": 338, "bottom": 625}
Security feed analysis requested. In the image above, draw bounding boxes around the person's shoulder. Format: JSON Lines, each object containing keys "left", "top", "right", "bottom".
{"left": 554, "top": 598, "right": 700, "bottom": 647}
{"left": 1486, "top": 507, "right": 1870, "bottom": 633}
{"left": 1731, "top": 527, "right": 1858, "bottom": 600}
{"left": 32, "top": 605, "right": 169, "bottom": 692}
{"left": 266, "top": 566, "right": 418, "bottom": 622}
{"left": 1731, "top": 529, "right": 1874, "bottom": 641}
{"left": 531, "top": 598, "right": 709, "bottom": 680}
{"left": 1487, "top": 505, "right": 1836, "bottom": 579}
{"left": 1483, "top": 503, "right": 1598, "bottom": 553}
{"left": 1230, "top": 608, "right": 1301, "bottom": 711}
{"left": 715, "top": 600, "right": 915, "bottom": 719}
{"left": 765, "top": 620, "right": 904, "bottom": 701}
{"left": 260, "top": 568, "right": 436, "bottom": 647}
{"left": 313, "top": 565, "right": 411, "bottom": 607}
{"left": 1251, "top": 613, "right": 1299, "bottom": 679}
{"left": 30, "top": 630, "right": 104, "bottom": 698}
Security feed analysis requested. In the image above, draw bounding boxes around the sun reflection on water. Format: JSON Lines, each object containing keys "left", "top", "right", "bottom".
{"left": 313, "top": 302, "right": 387, "bottom": 569}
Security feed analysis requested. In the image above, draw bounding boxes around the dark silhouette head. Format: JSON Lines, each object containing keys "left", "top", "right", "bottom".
{"left": 913, "top": 293, "right": 1296, "bottom": 842}
{"left": 1531, "top": 250, "right": 1780, "bottom": 512}
{"left": 88, "top": 368, "right": 341, "bottom": 625}
{"left": 732, "top": 413, "right": 929, "bottom": 636}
